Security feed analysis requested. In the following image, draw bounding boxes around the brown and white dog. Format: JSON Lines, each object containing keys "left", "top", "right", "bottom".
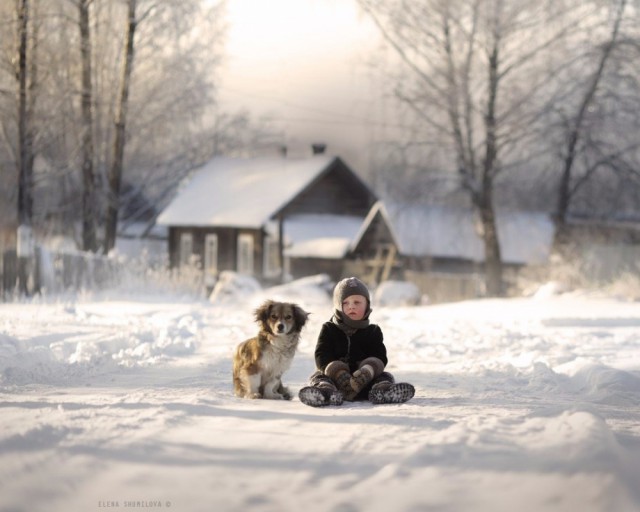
{"left": 233, "top": 300, "right": 309, "bottom": 400}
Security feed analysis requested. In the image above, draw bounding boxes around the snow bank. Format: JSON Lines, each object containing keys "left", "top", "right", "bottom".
{"left": 208, "top": 271, "right": 262, "bottom": 304}
{"left": 374, "top": 280, "right": 422, "bottom": 306}
{"left": 571, "top": 364, "right": 640, "bottom": 404}
{"left": 252, "top": 274, "right": 333, "bottom": 310}
{"left": 0, "top": 298, "right": 201, "bottom": 385}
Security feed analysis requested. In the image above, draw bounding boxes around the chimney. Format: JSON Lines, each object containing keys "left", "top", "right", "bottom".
{"left": 311, "top": 143, "right": 326, "bottom": 155}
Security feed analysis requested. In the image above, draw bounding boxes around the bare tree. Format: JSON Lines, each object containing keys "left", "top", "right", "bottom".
{"left": 102, "top": 0, "right": 232, "bottom": 253}
{"left": 16, "top": 0, "right": 33, "bottom": 227}
{"left": 552, "top": 0, "right": 630, "bottom": 247}
{"left": 77, "top": 0, "right": 98, "bottom": 252}
{"left": 104, "top": 0, "right": 137, "bottom": 255}
{"left": 0, "top": 0, "right": 262, "bottom": 258}
{"left": 358, "top": 0, "right": 600, "bottom": 295}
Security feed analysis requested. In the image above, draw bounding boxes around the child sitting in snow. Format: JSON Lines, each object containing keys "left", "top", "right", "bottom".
{"left": 298, "top": 276, "right": 415, "bottom": 407}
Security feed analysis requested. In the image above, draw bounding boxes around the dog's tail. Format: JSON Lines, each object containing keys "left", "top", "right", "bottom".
{"left": 232, "top": 344, "right": 244, "bottom": 397}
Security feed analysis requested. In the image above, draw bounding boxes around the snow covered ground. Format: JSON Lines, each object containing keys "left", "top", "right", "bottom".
{"left": 1, "top": 276, "right": 640, "bottom": 512}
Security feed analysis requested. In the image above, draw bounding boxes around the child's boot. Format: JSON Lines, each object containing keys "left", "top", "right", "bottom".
{"left": 299, "top": 386, "right": 344, "bottom": 407}
{"left": 368, "top": 381, "right": 415, "bottom": 404}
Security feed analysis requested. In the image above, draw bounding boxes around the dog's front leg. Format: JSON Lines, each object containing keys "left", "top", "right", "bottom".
{"left": 277, "top": 381, "right": 293, "bottom": 400}
{"left": 263, "top": 378, "right": 286, "bottom": 400}
{"left": 245, "top": 373, "right": 262, "bottom": 399}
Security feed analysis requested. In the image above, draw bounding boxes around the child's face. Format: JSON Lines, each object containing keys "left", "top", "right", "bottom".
{"left": 342, "top": 294, "right": 368, "bottom": 321}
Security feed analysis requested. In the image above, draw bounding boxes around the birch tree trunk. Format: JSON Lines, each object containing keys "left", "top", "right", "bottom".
{"left": 15, "top": 0, "right": 29, "bottom": 296}
{"left": 79, "top": 0, "right": 98, "bottom": 252}
{"left": 104, "top": 0, "right": 136, "bottom": 255}
{"left": 478, "top": 37, "right": 502, "bottom": 297}
{"left": 17, "top": 0, "right": 33, "bottom": 227}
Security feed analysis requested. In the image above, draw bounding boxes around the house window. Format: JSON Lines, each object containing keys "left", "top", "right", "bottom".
{"left": 237, "top": 234, "right": 254, "bottom": 275}
{"left": 264, "top": 235, "right": 280, "bottom": 278}
{"left": 204, "top": 234, "right": 218, "bottom": 278}
{"left": 179, "top": 232, "right": 193, "bottom": 267}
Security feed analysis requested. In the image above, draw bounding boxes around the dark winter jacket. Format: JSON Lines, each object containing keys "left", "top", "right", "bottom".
{"left": 314, "top": 321, "right": 388, "bottom": 373}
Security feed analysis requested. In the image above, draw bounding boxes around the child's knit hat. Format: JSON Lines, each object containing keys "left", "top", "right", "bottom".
{"left": 332, "top": 277, "right": 370, "bottom": 311}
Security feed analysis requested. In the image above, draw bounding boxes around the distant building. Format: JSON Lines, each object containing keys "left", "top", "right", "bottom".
{"left": 388, "top": 204, "right": 554, "bottom": 270}
{"left": 387, "top": 204, "right": 555, "bottom": 302}
{"left": 156, "top": 153, "right": 399, "bottom": 287}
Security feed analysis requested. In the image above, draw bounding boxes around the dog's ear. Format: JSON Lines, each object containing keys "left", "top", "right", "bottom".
{"left": 292, "top": 304, "right": 310, "bottom": 328}
{"left": 254, "top": 300, "right": 273, "bottom": 325}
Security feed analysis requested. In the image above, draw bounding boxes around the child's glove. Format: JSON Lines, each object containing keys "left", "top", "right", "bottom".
{"left": 335, "top": 371, "right": 357, "bottom": 400}
{"left": 350, "top": 364, "right": 374, "bottom": 393}
{"left": 325, "top": 361, "right": 357, "bottom": 400}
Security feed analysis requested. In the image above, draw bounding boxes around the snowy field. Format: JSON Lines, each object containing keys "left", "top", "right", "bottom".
{"left": 1, "top": 276, "right": 640, "bottom": 512}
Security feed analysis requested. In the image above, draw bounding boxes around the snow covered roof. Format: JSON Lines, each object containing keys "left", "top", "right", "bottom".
{"left": 284, "top": 214, "right": 365, "bottom": 259}
{"left": 350, "top": 201, "right": 400, "bottom": 252}
{"left": 497, "top": 210, "right": 555, "bottom": 264}
{"left": 387, "top": 205, "right": 554, "bottom": 265}
{"left": 156, "top": 155, "right": 335, "bottom": 228}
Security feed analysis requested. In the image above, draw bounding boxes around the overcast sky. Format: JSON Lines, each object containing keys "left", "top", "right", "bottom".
{"left": 217, "top": 0, "right": 389, "bottom": 173}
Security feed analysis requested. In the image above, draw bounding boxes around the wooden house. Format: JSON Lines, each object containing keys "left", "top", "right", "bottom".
{"left": 156, "top": 153, "right": 399, "bottom": 286}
